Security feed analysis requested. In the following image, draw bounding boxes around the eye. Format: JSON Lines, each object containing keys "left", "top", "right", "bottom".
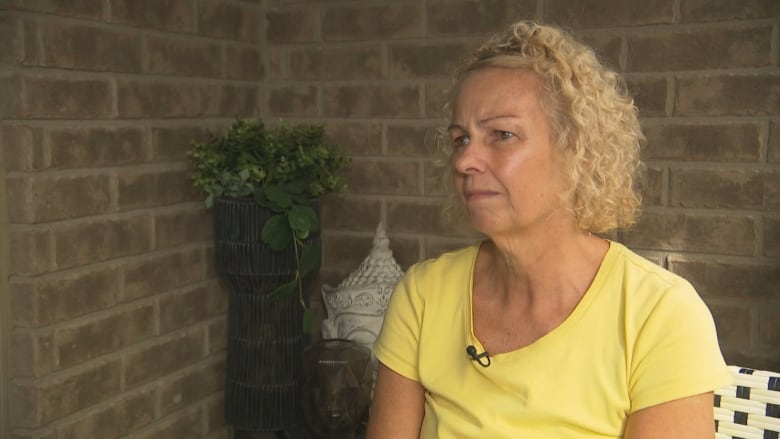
{"left": 452, "top": 135, "right": 470, "bottom": 148}
{"left": 495, "top": 130, "right": 515, "bottom": 141}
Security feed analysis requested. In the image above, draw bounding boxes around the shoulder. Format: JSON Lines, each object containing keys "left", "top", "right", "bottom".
{"left": 609, "top": 241, "right": 697, "bottom": 297}
{"left": 411, "top": 242, "right": 481, "bottom": 276}
{"left": 396, "top": 242, "right": 480, "bottom": 303}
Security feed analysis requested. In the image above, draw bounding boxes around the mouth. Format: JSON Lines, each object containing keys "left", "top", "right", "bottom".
{"left": 463, "top": 189, "right": 500, "bottom": 201}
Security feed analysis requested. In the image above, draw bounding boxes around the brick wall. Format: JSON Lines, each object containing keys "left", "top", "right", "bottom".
{"left": 0, "top": 0, "right": 778, "bottom": 438}
{"left": 0, "top": 0, "right": 258, "bottom": 437}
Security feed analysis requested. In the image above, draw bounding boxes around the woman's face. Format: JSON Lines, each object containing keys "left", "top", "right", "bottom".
{"left": 449, "top": 67, "right": 571, "bottom": 238}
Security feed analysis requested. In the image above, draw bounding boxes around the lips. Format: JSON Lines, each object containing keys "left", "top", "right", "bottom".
{"left": 463, "top": 189, "right": 500, "bottom": 201}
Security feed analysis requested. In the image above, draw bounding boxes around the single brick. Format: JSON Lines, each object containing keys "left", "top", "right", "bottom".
{"left": 122, "top": 248, "right": 204, "bottom": 301}
{"left": 265, "top": 8, "right": 317, "bottom": 43}
{"left": 642, "top": 166, "right": 664, "bottom": 206}
{"left": 667, "top": 256, "right": 778, "bottom": 299}
{"left": 9, "top": 280, "right": 35, "bottom": 328}
{"left": 201, "top": 84, "right": 261, "bottom": 117}
{"left": 386, "top": 123, "right": 442, "bottom": 158}
{"left": 322, "top": 4, "right": 422, "bottom": 41}
{"left": 323, "top": 84, "right": 420, "bottom": 118}
{"left": 681, "top": 0, "right": 780, "bottom": 22}
{"left": 342, "top": 159, "right": 419, "bottom": 195}
{"left": 769, "top": 121, "right": 780, "bottom": 164}
{"left": 322, "top": 234, "right": 374, "bottom": 271}
{"left": 54, "top": 388, "right": 156, "bottom": 439}
{"left": 111, "top": 0, "right": 194, "bottom": 33}
{"left": 0, "top": 14, "right": 22, "bottom": 66}
{"left": 759, "top": 307, "right": 780, "bottom": 348}
{"left": 9, "top": 379, "right": 40, "bottom": 428}
{"left": 39, "top": 23, "right": 142, "bottom": 72}
{"left": 145, "top": 34, "right": 222, "bottom": 78}
{"left": 158, "top": 358, "right": 224, "bottom": 415}
{"left": 384, "top": 234, "right": 424, "bottom": 270}
{"left": 197, "top": 0, "right": 258, "bottom": 42}
{"left": 1, "top": 124, "right": 45, "bottom": 172}
{"left": 55, "top": 303, "right": 155, "bottom": 368}
{"left": 425, "top": 81, "right": 450, "bottom": 118}
{"left": 765, "top": 216, "right": 780, "bottom": 257}
{"left": 627, "top": 25, "right": 773, "bottom": 72}
{"left": 123, "top": 330, "right": 205, "bottom": 387}
{"left": 224, "top": 45, "right": 264, "bottom": 81}
{"left": 621, "top": 211, "right": 756, "bottom": 255}
{"left": 10, "top": 329, "right": 54, "bottom": 378}
{"left": 21, "top": 266, "right": 119, "bottom": 326}
{"left": 387, "top": 199, "right": 476, "bottom": 237}
{"left": 546, "top": 0, "right": 674, "bottom": 28}
{"left": 321, "top": 196, "right": 382, "bottom": 231}
{"left": 6, "top": 0, "right": 104, "bottom": 19}
{"left": 53, "top": 215, "right": 153, "bottom": 269}
{"left": 642, "top": 122, "right": 762, "bottom": 162}
{"left": 709, "top": 303, "right": 752, "bottom": 348}
{"left": 428, "top": 0, "right": 536, "bottom": 36}
{"left": 578, "top": 33, "right": 623, "bottom": 72}
{"left": 204, "top": 395, "right": 226, "bottom": 434}
{"left": 9, "top": 227, "right": 51, "bottom": 275}
{"left": 289, "top": 46, "right": 383, "bottom": 80}
{"left": 0, "top": 73, "right": 20, "bottom": 118}
{"left": 154, "top": 206, "right": 212, "bottom": 249}
{"left": 267, "top": 85, "right": 318, "bottom": 118}
{"left": 117, "top": 80, "right": 200, "bottom": 118}
{"left": 323, "top": 122, "right": 382, "bottom": 156}
{"left": 22, "top": 76, "right": 111, "bottom": 119}
{"left": 152, "top": 124, "right": 212, "bottom": 162}
{"left": 8, "top": 174, "right": 111, "bottom": 223}
{"left": 423, "top": 160, "right": 451, "bottom": 196}
{"left": 207, "top": 316, "right": 227, "bottom": 354}
{"left": 675, "top": 73, "right": 780, "bottom": 116}
{"left": 389, "top": 42, "right": 470, "bottom": 79}
{"left": 132, "top": 407, "right": 203, "bottom": 439}
{"left": 117, "top": 168, "right": 199, "bottom": 211}
{"left": 49, "top": 126, "right": 147, "bottom": 168}
{"left": 625, "top": 76, "right": 667, "bottom": 117}
{"left": 36, "top": 360, "right": 122, "bottom": 425}
{"left": 159, "top": 282, "right": 226, "bottom": 333}
{"left": 670, "top": 168, "right": 776, "bottom": 209}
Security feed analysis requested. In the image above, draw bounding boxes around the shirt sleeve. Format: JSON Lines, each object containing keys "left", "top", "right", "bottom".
{"left": 373, "top": 264, "right": 425, "bottom": 382}
{"left": 628, "top": 279, "right": 733, "bottom": 412}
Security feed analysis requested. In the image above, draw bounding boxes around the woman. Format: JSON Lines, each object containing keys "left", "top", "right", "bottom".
{"left": 367, "top": 21, "right": 731, "bottom": 438}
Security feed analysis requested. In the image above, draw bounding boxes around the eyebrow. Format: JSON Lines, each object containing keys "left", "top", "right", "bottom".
{"left": 447, "top": 114, "right": 521, "bottom": 132}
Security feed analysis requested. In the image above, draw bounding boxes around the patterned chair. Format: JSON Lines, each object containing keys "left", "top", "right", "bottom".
{"left": 714, "top": 366, "right": 780, "bottom": 439}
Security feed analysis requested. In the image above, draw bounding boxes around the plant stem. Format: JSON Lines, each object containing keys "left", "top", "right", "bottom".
{"left": 293, "top": 236, "right": 306, "bottom": 308}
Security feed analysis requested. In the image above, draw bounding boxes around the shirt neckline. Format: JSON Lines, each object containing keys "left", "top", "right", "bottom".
{"left": 465, "top": 240, "right": 619, "bottom": 361}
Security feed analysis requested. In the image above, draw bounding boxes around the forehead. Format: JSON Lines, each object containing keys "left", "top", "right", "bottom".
{"left": 452, "top": 68, "right": 546, "bottom": 120}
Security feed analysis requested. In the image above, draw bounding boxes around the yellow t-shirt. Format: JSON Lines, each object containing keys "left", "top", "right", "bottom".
{"left": 373, "top": 241, "right": 732, "bottom": 438}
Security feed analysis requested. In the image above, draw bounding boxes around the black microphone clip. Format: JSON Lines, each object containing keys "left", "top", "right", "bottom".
{"left": 466, "top": 345, "right": 491, "bottom": 367}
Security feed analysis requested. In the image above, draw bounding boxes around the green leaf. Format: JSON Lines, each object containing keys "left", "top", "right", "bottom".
{"left": 269, "top": 280, "right": 297, "bottom": 301}
{"left": 261, "top": 215, "right": 293, "bottom": 250}
{"left": 288, "top": 205, "right": 318, "bottom": 237}
{"left": 265, "top": 185, "right": 292, "bottom": 209}
{"left": 302, "top": 308, "right": 314, "bottom": 334}
{"left": 298, "top": 245, "right": 321, "bottom": 277}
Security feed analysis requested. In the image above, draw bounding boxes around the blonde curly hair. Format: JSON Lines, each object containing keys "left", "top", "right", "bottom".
{"left": 443, "top": 21, "right": 645, "bottom": 233}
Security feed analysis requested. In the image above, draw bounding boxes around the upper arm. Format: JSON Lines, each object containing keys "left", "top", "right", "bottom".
{"left": 624, "top": 392, "right": 715, "bottom": 439}
{"left": 366, "top": 361, "right": 425, "bottom": 439}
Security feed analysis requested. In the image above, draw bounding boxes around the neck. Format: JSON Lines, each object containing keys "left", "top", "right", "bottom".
{"left": 477, "top": 223, "right": 608, "bottom": 307}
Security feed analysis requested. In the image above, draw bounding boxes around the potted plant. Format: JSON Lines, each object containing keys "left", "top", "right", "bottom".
{"left": 189, "top": 118, "right": 349, "bottom": 432}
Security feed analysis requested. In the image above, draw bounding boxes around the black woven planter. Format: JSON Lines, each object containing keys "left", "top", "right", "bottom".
{"left": 214, "top": 197, "right": 320, "bottom": 432}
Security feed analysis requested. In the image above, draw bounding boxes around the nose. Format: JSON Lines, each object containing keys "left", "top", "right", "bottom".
{"left": 451, "top": 138, "right": 484, "bottom": 175}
